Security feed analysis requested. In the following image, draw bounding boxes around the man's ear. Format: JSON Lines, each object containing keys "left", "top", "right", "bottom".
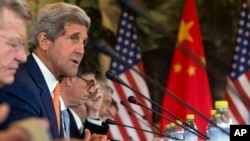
{"left": 65, "top": 77, "right": 75, "bottom": 87}
{"left": 37, "top": 32, "right": 50, "bottom": 51}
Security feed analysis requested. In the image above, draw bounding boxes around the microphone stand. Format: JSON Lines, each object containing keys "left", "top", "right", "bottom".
{"left": 106, "top": 119, "right": 183, "bottom": 141}
{"left": 120, "top": 100, "right": 161, "bottom": 132}
{"left": 128, "top": 96, "right": 208, "bottom": 140}
{"left": 106, "top": 70, "right": 209, "bottom": 140}
{"left": 97, "top": 41, "right": 229, "bottom": 136}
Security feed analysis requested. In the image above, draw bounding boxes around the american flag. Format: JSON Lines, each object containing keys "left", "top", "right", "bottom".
{"left": 107, "top": 6, "right": 154, "bottom": 141}
{"left": 225, "top": 0, "right": 250, "bottom": 124}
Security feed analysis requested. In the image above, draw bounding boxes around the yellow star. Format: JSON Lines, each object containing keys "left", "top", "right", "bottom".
{"left": 178, "top": 20, "right": 194, "bottom": 43}
{"left": 200, "top": 56, "right": 206, "bottom": 66}
{"left": 173, "top": 63, "right": 182, "bottom": 73}
{"left": 187, "top": 65, "right": 196, "bottom": 76}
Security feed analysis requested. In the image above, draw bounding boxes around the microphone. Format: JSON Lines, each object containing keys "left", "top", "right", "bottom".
{"left": 127, "top": 96, "right": 137, "bottom": 104}
{"left": 95, "top": 41, "right": 118, "bottom": 59}
{"left": 106, "top": 70, "right": 186, "bottom": 124}
{"left": 105, "top": 119, "right": 183, "bottom": 141}
{"left": 94, "top": 41, "right": 133, "bottom": 72}
{"left": 127, "top": 96, "right": 208, "bottom": 140}
{"left": 120, "top": 100, "right": 161, "bottom": 132}
{"left": 105, "top": 70, "right": 129, "bottom": 87}
{"left": 105, "top": 70, "right": 228, "bottom": 136}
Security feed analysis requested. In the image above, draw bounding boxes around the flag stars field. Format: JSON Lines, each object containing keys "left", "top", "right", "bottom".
{"left": 200, "top": 56, "right": 206, "bottom": 66}
{"left": 160, "top": 0, "right": 212, "bottom": 136}
{"left": 173, "top": 63, "right": 182, "bottom": 73}
{"left": 187, "top": 65, "right": 196, "bottom": 76}
{"left": 225, "top": 0, "right": 250, "bottom": 124}
{"left": 178, "top": 20, "right": 194, "bottom": 43}
{"left": 108, "top": 6, "right": 153, "bottom": 140}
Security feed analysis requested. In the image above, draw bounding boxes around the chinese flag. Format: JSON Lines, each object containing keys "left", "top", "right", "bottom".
{"left": 160, "top": 0, "right": 212, "bottom": 137}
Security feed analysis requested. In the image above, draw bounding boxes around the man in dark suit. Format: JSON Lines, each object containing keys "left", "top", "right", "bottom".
{"left": 0, "top": 2, "right": 107, "bottom": 140}
{"left": 60, "top": 54, "right": 109, "bottom": 139}
{"left": 0, "top": 1, "right": 52, "bottom": 141}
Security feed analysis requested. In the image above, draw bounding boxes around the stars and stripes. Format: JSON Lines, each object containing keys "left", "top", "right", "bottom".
{"left": 107, "top": 6, "right": 154, "bottom": 141}
{"left": 225, "top": 0, "right": 250, "bottom": 124}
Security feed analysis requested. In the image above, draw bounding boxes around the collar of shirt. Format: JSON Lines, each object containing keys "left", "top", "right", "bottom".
{"left": 32, "top": 53, "right": 58, "bottom": 95}
{"left": 60, "top": 96, "right": 66, "bottom": 112}
{"left": 32, "top": 53, "right": 66, "bottom": 114}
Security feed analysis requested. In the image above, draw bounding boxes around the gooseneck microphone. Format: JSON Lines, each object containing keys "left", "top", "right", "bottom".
{"left": 128, "top": 96, "right": 207, "bottom": 140}
{"left": 98, "top": 38, "right": 228, "bottom": 136}
{"left": 105, "top": 69, "right": 228, "bottom": 136}
{"left": 120, "top": 100, "right": 161, "bottom": 132}
{"left": 106, "top": 70, "right": 209, "bottom": 140}
{"left": 105, "top": 70, "right": 129, "bottom": 87}
{"left": 127, "top": 96, "right": 137, "bottom": 104}
{"left": 105, "top": 119, "right": 183, "bottom": 141}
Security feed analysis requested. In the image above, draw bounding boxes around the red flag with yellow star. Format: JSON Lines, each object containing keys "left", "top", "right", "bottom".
{"left": 160, "top": 0, "right": 212, "bottom": 137}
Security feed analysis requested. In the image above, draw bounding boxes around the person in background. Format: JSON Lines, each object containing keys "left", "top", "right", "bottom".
{"left": 0, "top": 1, "right": 51, "bottom": 141}
{"left": 0, "top": 2, "right": 110, "bottom": 141}
{"left": 107, "top": 99, "right": 119, "bottom": 121}
{"left": 98, "top": 82, "right": 113, "bottom": 121}
{"left": 60, "top": 54, "right": 109, "bottom": 139}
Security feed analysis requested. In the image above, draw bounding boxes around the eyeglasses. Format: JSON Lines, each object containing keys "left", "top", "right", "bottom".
{"left": 77, "top": 75, "right": 95, "bottom": 89}
{"left": 0, "top": 35, "right": 24, "bottom": 51}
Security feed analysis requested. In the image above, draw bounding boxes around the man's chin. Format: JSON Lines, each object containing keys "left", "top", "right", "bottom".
{"left": 0, "top": 77, "right": 14, "bottom": 87}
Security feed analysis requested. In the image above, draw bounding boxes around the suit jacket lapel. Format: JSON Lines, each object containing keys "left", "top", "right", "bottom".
{"left": 25, "top": 55, "right": 59, "bottom": 138}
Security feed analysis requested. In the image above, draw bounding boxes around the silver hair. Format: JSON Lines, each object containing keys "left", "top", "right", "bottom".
{"left": 0, "top": 0, "right": 31, "bottom": 28}
{"left": 28, "top": 2, "right": 91, "bottom": 52}
{"left": 98, "top": 81, "right": 114, "bottom": 95}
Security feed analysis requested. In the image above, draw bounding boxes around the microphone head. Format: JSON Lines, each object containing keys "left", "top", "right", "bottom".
{"left": 105, "top": 70, "right": 117, "bottom": 81}
{"left": 105, "top": 70, "right": 127, "bottom": 87}
{"left": 105, "top": 119, "right": 116, "bottom": 125}
{"left": 94, "top": 41, "right": 113, "bottom": 56}
{"left": 128, "top": 96, "right": 137, "bottom": 104}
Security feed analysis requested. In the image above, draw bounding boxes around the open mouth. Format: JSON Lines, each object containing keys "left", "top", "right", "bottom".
{"left": 71, "top": 59, "right": 79, "bottom": 65}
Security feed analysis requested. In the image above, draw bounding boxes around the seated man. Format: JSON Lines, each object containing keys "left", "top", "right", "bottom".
{"left": 98, "top": 82, "right": 116, "bottom": 121}
{"left": 60, "top": 54, "right": 109, "bottom": 139}
{"left": 107, "top": 99, "right": 119, "bottom": 120}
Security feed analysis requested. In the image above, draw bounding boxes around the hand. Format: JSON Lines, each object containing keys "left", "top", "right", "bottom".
{"left": 0, "top": 118, "right": 50, "bottom": 141}
{"left": 55, "top": 129, "right": 110, "bottom": 141}
{"left": 85, "top": 84, "right": 103, "bottom": 119}
{"left": 0, "top": 103, "right": 9, "bottom": 123}
{"left": 85, "top": 129, "right": 110, "bottom": 141}
{"left": 89, "top": 133, "right": 110, "bottom": 141}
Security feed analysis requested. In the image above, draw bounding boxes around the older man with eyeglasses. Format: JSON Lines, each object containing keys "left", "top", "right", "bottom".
{"left": 60, "top": 54, "right": 109, "bottom": 139}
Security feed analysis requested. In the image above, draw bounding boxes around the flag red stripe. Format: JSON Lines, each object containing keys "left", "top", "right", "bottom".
{"left": 245, "top": 71, "right": 250, "bottom": 80}
{"left": 113, "top": 81, "right": 148, "bottom": 140}
{"left": 233, "top": 80, "right": 250, "bottom": 110}
{"left": 107, "top": 131, "right": 112, "bottom": 140}
{"left": 225, "top": 0, "right": 250, "bottom": 125}
{"left": 113, "top": 111, "right": 132, "bottom": 141}
{"left": 125, "top": 70, "right": 152, "bottom": 121}
{"left": 112, "top": 82, "right": 135, "bottom": 140}
{"left": 108, "top": 5, "right": 153, "bottom": 140}
{"left": 137, "top": 62, "right": 145, "bottom": 75}
{"left": 225, "top": 92, "right": 246, "bottom": 124}
{"left": 135, "top": 62, "right": 152, "bottom": 122}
